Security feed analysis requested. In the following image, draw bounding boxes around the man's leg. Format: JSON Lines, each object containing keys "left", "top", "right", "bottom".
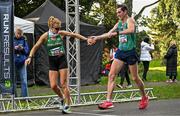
{"left": 98, "top": 59, "right": 124, "bottom": 109}
{"left": 117, "top": 65, "right": 126, "bottom": 88}
{"left": 129, "top": 63, "right": 149, "bottom": 109}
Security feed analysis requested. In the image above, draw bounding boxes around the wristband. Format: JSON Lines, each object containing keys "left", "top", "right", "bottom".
{"left": 28, "top": 56, "right": 32, "bottom": 58}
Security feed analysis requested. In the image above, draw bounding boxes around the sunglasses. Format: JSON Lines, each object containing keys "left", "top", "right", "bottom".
{"left": 54, "top": 27, "right": 60, "bottom": 31}
{"left": 117, "top": 11, "right": 122, "bottom": 14}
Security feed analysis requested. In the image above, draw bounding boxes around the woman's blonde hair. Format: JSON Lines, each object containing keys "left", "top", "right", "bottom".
{"left": 48, "top": 16, "right": 61, "bottom": 28}
{"left": 170, "top": 40, "right": 176, "bottom": 46}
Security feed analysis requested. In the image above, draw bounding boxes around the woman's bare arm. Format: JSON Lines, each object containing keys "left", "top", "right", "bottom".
{"left": 58, "top": 31, "right": 88, "bottom": 41}
{"left": 28, "top": 32, "right": 47, "bottom": 57}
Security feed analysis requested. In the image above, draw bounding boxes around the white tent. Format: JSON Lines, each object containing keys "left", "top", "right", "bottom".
{"left": 14, "top": 16, "right": 34, "bottom": 34}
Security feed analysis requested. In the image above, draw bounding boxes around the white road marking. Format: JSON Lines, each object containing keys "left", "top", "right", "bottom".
{"left": 93, "top": 109, "right": 115, "bottom": 112}
{"left": 73, "top": 111, "right": 118, "bottom": 116}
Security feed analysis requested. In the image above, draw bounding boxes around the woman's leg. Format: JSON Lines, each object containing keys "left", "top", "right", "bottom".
{"left": 59, "top": 69, "right": 71, "bottom": 105}
{"left": 49, "top": 70, "right": 64, "bottom": 99}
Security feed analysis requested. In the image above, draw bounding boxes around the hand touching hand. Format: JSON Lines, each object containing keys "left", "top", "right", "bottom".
{"left": 87, "top": 36, "right": 96, "bottom": 45}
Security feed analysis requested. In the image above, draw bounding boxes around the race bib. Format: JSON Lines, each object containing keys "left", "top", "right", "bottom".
{"left": 119, "top": 35, "right": 127, "bottom": 43}
{"left": 50, "top": 47, "right": 64, "bottom": 56}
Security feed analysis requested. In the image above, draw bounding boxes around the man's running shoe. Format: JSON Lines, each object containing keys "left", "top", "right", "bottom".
{"left": 139, "top": 96, "right": 149, "bottom": 109}
{"left": 98, "top": 101, "right": 114, "bottom": 110}
{"left": 62, "top": 105, "right": 71, "bottom": 114}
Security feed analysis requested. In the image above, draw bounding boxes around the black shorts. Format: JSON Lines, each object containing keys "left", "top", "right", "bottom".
{"left": 49, "top": 55, "right": 68, "bottom": 71}
{"left": 114, "top": 49, "right": 139, "bottom": 65}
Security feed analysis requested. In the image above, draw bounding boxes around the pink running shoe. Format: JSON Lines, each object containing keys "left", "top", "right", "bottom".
{"left": 139, "top": 96, "right": 149, "bottom": 109}
{"left": 98, "top": 101, "right": 114, "bottom": 110}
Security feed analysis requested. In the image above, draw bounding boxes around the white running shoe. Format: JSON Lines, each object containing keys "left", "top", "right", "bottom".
{"left": 126, "top": 84, "right": 132, "bottom": 88}
{"left": 62, "top": 106, "right": 71, "bottom": 114}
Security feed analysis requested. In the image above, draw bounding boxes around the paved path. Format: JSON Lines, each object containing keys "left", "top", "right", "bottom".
{"left": 4, "top": 99, "right": 180, "bottom": 116}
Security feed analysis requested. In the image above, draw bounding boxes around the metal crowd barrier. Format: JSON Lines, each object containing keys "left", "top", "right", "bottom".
{"left": 0, "top": 88, "right": 156, "bottom": 113}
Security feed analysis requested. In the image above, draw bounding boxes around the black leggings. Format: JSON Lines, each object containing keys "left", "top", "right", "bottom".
{"left": 142, "top": 61, "right": 150, "bottom": 80}
{"left": 120, "top": 70, "right": 131, "bottom": 85}
{"left": 119, "top": 64, "right": 131, "bottom": 85}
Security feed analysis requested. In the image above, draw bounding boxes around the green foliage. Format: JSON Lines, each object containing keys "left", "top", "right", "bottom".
{"left": 92, "top": 0, "right": 117, "bottom": 30}
{"left": 149, "top": 59, "right": 164, "bottom": 67}
{"left": 14, "top": 0, "right": 95, "bottom": 18}
{"left": 89, "top": 0, "right": 119, "bottom": 48}
{"left": 136, "top": 31, "right": 149, "bottom": 54}
{"left": 142, "top": 0, "right": 180, "bottom": 59}
{"left": 14, "top": 0, "right": 65, "bottom": 17}
{"left": 124, "top": 0, "right": 133, "bottom": 16}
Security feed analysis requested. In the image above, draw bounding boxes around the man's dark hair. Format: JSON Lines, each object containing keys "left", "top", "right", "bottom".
{"left": 117, "top": 4, "right": 128, "bottom": 12}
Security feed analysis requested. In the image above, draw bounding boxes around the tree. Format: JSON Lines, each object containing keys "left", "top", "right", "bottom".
{"left": 14, "top": 0, "right": 96, "bottom": 18}
{"left": 143, "top": 0, "right": 180, "bottom": 58}
{"left": 14, "top": 0, "right": 65, "bottom": 17}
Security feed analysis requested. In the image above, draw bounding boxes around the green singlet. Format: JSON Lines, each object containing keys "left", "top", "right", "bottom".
{"left": 117, "top": 19, "right": 136, "bottom": 51}
{"left": 45, "top": 31, "right": 65, "bottom": 56}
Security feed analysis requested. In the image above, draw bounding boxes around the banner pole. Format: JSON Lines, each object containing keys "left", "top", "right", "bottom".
{"left": 12, "top": 0, "right": 15, "bottom": 109}
{"left": 0, "top": 0, "right": 15, "bottom": 109}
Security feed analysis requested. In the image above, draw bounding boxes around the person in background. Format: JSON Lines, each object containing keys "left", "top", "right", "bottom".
{"left": 164, "top": 40, "right": 178, "bottom": 83}
{"left": 14, "top": 27, "right": 29, "bottom": 97}
{"left": 25, "top": 16, "right": 88, "bottom": 114}
{"left": 116, "top": 63, "right": 132, "bottom": 89}
{"left": 110, "top": 44, "right": 118, "bottom": 61}
{"left": 140, "top": 37, "right": 154, "bottom": 81}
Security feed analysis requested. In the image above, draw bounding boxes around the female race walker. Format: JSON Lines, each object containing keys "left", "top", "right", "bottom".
{"left": 25, "top": 16, "right": 88, "bottom": 114}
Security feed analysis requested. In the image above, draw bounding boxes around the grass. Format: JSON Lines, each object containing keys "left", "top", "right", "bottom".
{"left": 149, "top": 59, "right": 165, "bottom": 67}
{"left": 151, "top": 84, "right": 180, "bottom": 99}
